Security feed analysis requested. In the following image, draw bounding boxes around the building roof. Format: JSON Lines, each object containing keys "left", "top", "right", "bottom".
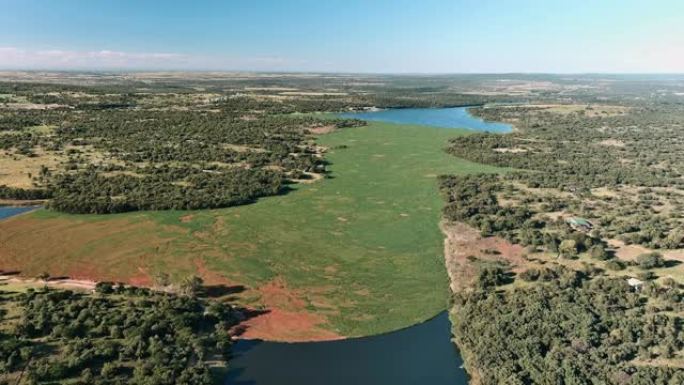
{"left": 567, "top": 217, "right": 592, "bottom": 227}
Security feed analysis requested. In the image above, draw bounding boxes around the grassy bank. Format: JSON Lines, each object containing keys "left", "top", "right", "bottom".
{"left": 0, "top": 121, "right": 502, "bottom": 338}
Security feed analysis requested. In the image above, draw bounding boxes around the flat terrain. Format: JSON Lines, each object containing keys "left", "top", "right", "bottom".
{"left": 0, "top": 121, "right": 502, "bottom": 340}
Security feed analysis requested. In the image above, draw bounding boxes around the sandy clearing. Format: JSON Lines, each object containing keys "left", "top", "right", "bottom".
{"left": 608, "top": 239, "right": 653, "bottom": 261}
{"left": 442, "top": 221, "right": 525, "bottom": 293}
{"left": 0, "top": 147, "right": 63, "bottom": 189}
{"left": 0, "top": 275, "right": 96, "bottom": 291}
{"left": 608, "top": 239, "right": 684, "bottom": 263}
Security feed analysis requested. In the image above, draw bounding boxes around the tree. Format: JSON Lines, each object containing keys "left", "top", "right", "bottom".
{"left": 95, "top": 281, "right": 114, "bottom": 294}
{"left": 519, "top": 268, "right": 540, "bottom": 282}
{"left": 605, "top": 259, "right": 626, "bottom": 271}
{"left": 559, "top": 239, "right": 578, "bottom": 259}
{"left": 476, "top": 267, "right": 510, "bottom": 289}
{"left": 589, "top": 245, "right": 609, "bottom": 260}
{"left": 100, "top": 362, "right": 118, "bottom": 378}
{"left": 636, "top": 252, "right": 665, "bottom": 270}
{"left": 179, "top": 275, "right": 204, "bottom": 297}
{"left": 663, "top": 231, "right": 683, "bottom": 249}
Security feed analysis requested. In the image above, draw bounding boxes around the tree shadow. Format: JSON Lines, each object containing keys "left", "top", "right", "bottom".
{"left": 229, "top": 307, "right": 271, "bottom": 339}
{"left": 203, "top": 284, "right": 246, "bottom": 298}
{"left": 46, "top": 275, "right": 71, "bottom": 281}
{"left": 664, "top": 259, "right": 682, "bottom": 268}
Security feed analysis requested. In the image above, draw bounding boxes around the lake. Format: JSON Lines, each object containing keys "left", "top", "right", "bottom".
{"left": 0, "top": 206, "right": 37, "bottom": 221}
{"left": 339, "top": 106, "right": 512, "bottom": 133}
{"left": 227, "top": 312, "right": 468, "bottom": 385}
{"left": 226, "top": 107, "right": 513, "bottom": 385}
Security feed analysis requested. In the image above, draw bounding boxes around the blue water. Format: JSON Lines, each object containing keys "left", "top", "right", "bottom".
{"left": 0, "top": 206, "right": 36, "bottom": 220}
{"left": 339, "top": 107, "right": 512, "bottom": 133}
{"left": 226, "top": 312, "right": 467, "bottom": 385}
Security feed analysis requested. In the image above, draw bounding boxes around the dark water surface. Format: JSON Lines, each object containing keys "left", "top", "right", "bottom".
{"left": 227, "top": 312, "right": 467, "bottom": 385}
{"left": 339, "top": 106, "right": 512, "bottom": 133}
{"left": 0, "top": 206, "right": 36, "bottom": 220}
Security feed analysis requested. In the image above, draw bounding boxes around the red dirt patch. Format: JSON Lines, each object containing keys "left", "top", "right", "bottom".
{"left": 236, "top": 277, "right": 343, "bottom": 342}
{"left": 308, "top": 125, "right": 336, "bottom": 135}
{"left": 0, "top": 215, "right": 184, "bottom": 285}
{"left": 441, "top": 221, "right": 526, "bottom": 293}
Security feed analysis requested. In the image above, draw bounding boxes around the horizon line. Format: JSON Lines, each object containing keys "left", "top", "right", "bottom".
{"left": 2, "top": 69, "right": 684, "bottom": 77}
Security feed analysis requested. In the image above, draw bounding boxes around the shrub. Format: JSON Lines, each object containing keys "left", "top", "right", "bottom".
{"left": 589, "top": 245, "right": 609, "bottom": 260}
{"left": 605, "top": 259, "right": 626, "bottom": 271}
{"left": 636, "top": 252, "right": 665, "bottom": 270}
{"left": 519, "top": 268, "right": 540, "bottom": 282}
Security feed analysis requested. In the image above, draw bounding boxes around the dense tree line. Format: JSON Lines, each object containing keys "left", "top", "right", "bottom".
{"left": 453, "top": 106, "right": 684, "bottom": 190}
{"left": 0, "top": 186, "right": 51, "bottom": 200}
{"left": 3, "top": 79, "right": 493, "bottom": 214}
{"left": 452, "top": 269, "right": 684, "bottom": 385}
{"left": 0, "top": 90, "right": 364, "bottom": 213}
{"left": 48, "top": 167, "right": 283, "bottom": 213}
{"left": 0, "top": 285, "right": 239, "bottom": 385}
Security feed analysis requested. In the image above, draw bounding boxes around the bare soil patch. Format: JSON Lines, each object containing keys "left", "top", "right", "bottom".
{"left": 608, "top": 239, "right": 652, "bottom": 261}
{"left": 441, "top": 221, "right": 525, "bottom": 293}
{"left": 0, "top": 147, "right": 63, "bottom": 189}
{"left": 308, "top": 125, "right": 336, "bottom": 135}
{"left": 180, "top": 214, "right": 194, "bottom": 223}
{"left": 0, "top": 215, "right": 184, "bottom": 284}
{"left": 236, "top": 277, "right": 342, "bottom": 342}
{"left": 0, "top": 275, "right": 96, "bottom": 291}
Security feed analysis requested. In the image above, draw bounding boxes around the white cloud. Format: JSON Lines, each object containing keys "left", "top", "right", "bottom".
{"left": 0, "top": 47, "right": 191, "bottom": 69}
{"left": 0, "top": 46, "right": 312, "bottom": 71}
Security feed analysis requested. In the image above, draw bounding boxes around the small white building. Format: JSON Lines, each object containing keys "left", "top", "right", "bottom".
{"left": 627, "top": 277, "right": 644, "bottom": 291}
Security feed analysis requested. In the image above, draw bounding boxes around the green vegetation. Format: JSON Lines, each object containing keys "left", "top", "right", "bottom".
{"left": 452, "top": 268, "right": 684, "bottom": 385}
{"left": 0, "top": 120, "right": 502, "bottom": 337}
{"left": 0, "top": 105, "right": 363, "bottom": 213}
{"left": 441, "top": 100, "right": 684, "bottom": 384}
{"left": 4, "top": 75, "right": 684, "bottom": 385}
{"left": 0, "top": 76, "right": 514, "bottom": 339}
{"left": 0, "top": 283, "right": 240, "bottom": 385}
{"left": 446, "top": 105, "right": 684, "bottom": 250}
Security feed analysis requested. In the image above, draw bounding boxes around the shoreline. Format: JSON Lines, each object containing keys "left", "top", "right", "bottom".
{"left": 0, "top": 271, "right": 452, "bottom": 345}
{"left": 0, "top": 199, "right": 46, "bottom": 207}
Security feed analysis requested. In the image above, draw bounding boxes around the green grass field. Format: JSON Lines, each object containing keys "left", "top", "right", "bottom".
{"left": 1, "top": 121, "right": 502, "bottom": 337}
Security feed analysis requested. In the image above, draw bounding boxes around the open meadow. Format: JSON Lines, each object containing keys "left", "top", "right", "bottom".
{"left": 0, "top": 121, "right": 502, "bottom": 340}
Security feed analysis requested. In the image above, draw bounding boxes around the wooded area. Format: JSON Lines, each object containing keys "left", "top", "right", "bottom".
{"left": 0, "top": 282, "right": 239, "bottom": 385}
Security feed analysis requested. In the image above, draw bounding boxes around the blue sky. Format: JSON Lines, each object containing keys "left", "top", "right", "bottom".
{"left": 1, "top": 0, "right": 682, "bottom": 73}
